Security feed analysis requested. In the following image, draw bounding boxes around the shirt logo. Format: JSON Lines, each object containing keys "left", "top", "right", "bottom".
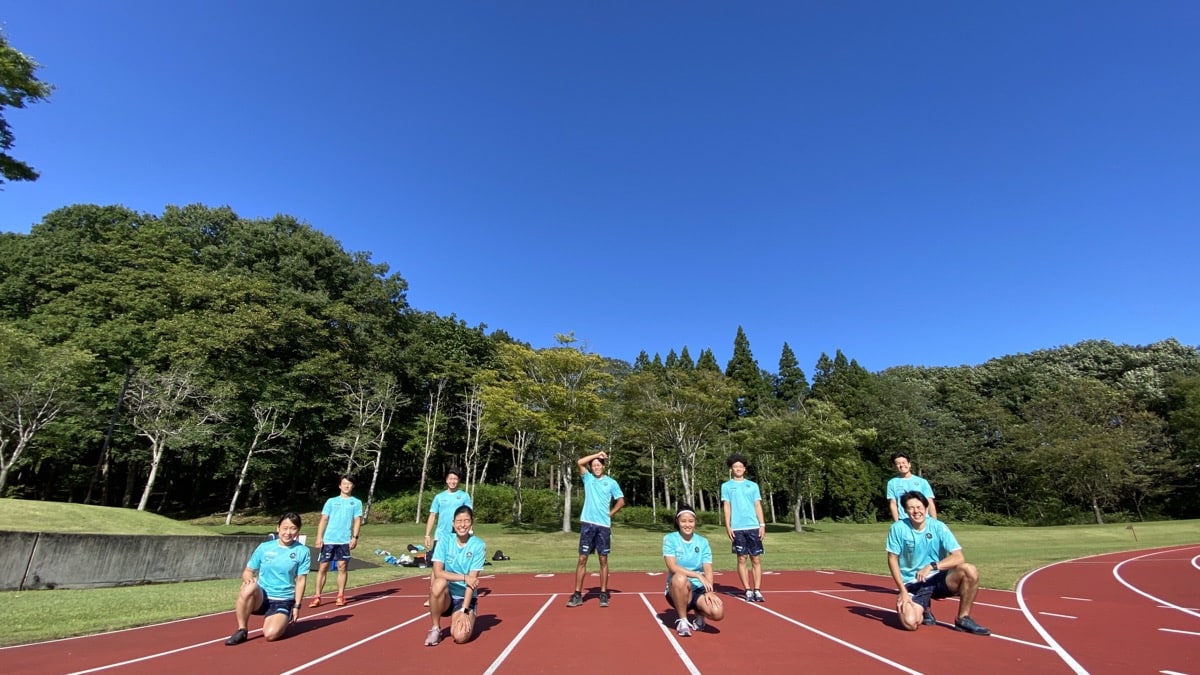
{"left": 290, "top": 552, "right": 297, "bottom": 559}
{"left": 925, "top": 533, "right": 933, "bottom": 540}
{"left": 694, "top": 547, "right": 700, "bottom": 553}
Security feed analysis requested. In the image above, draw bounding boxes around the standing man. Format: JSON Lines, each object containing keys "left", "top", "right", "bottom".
{"left": 425, "top": 468, "right": 473, "bottom": 565}
{"left": 886, "top": 491, "right": 990, "bottom": 635}
{"left": 566, "top": 451, "right": 625, "bottom": 608}
{"left": 887, "top": 452, "right": 937, "bottom": 522}
{"left": 309, "top": 476, "right": 362, "bottom": 608}
{"left": 721, "top": 453, "right": 766, "bottom": 602}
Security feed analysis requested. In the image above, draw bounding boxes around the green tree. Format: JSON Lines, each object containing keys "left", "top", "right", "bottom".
{"left": 0, "top": 30, "right": 53, "bottom": 185}
{"left": 773, "top": 342, "right": 808, "bottom": 411}
{"left": 725, "top": 326, "right": 772, "bottom": 417}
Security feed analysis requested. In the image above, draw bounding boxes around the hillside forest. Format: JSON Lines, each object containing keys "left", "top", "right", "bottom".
{"left": 3, "top": 205, "right": 1200, "bottom": 528}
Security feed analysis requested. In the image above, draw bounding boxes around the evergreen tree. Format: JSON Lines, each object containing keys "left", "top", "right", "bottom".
{"left": 774, "top": 342, "right": 808, "bottom": 409}
{"left": 725, "top": 326, "right": 771, "bottom": 417}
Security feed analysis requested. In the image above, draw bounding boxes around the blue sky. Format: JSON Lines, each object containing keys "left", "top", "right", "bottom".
{"left": 3, "top": 2, "right": 1198, "bottom": 373}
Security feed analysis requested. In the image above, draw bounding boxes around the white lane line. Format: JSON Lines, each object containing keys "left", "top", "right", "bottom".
{"left": 482, "top": 594, "right": 557, "bottom": 675}
{"left": 1161, "top": 670, "right": 1188, "bottom": 674}
{"left": 974, "top": 601, "right": 1022, "bottom": 612}
{"left": 638, "top": 593, "right": 701, "bottom": 675}
{"left": 1158, "top": 628, "right": 1200, "bottom": 637}
{"left": 1192, "top": 555, "right": 1200, "bottom": 572}
{"left": 67, "top": 595, "right": 394, "bottom": 675}
{"left": 746, "top": 597, "right": 924, "bottom": 673}
{"left": 1037, "top": 612, "right": 1077, "bottom": 620}
{"left": 534, "top": 573, "right": 554, "bottom": 577}
{"left": 1060, "top": 597, "right": 1092, "bottom": 602}
{"left": 1016, "top": 562, "right": 1089, "bottom": 675}
{"left": 816, "top": 570, "right": 835, "bottom": 575}
{"left": 281, "top": 610, "right": 427, "bottom": 675}
{"left": 1113, "top": 550, "right": 1200, "bottom": 620}
{"left": 810, "top": 591, "right": 1051, "bottom": 651}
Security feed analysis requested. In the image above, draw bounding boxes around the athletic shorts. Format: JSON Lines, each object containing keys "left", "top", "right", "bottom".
{"left": 441, "top": 595, "right": 479, "bottom": 616}
{"left": 904, "top": 571, "right": 954, "bottom": 607}
{"left": 253, "top": 594, "right": 295, "bottom": 618}
{"left": 664, "top": 584, "right": 707, "bottom": 610}
{"left": 578, "top": 522, "right": 612, "bottom": 556}
{"left": 731, "top": 530, "right": 764, "bottom": 557}
{"left": 318, "top": 543, "right": 352, "bottom": 565}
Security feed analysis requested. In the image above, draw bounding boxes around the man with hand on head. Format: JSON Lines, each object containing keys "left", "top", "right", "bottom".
{"left": 566, "top": 451, "right": 624, "bottom": 608}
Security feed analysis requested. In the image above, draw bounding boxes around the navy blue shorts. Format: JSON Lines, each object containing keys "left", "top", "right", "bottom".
{"left": 904, "top": 572, "right": 954, "bottom": 607}
{"left": 578, "top": 522, "right": 612, "bottom": 556}
{"left": 664, "top": 584, "right": 706, "bottom": 610}
{"left": 731, "top": 530, "right": 764, "bottom": 557}
{"left": 441, "top": 595, "right": 479, "bottom": 616}
{"left": 318, "top": 543, "right": 352, "bottom": 565}
{"left": 253, "top": 594, "right": 295, "bottom": 618}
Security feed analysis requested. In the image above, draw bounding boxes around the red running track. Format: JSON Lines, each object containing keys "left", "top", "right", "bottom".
{"left": 3, "top": 546, "right": 1196, "bottom": 674}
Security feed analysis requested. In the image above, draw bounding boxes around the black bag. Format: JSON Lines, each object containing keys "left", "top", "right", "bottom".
{"left": 492, "top": 550, "right": 510, "bottom": 561}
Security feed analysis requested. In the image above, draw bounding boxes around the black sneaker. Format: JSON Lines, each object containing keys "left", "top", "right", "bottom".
{"left": 954, "top": 616, "right": 991, "bottom": 635}
{"left": 922, "top": 608, "right": 936, "bottom": 626}
{"left": 225, "top": 628, "right": 248, "bottom": 646}
{"left": 599, "top": 591, "right": 610, "bottom": 607}
{"left": 566, "top": 592, "right": 583, "bottom": 607}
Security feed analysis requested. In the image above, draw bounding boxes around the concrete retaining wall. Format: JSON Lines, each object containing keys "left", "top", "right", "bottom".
{"left": 0, "top": 531, "right": 265, "bottom": 591}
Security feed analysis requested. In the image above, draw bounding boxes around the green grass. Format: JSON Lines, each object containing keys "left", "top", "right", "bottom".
{"left": 2, "top": 498, "right": 1198, "bottom": 647}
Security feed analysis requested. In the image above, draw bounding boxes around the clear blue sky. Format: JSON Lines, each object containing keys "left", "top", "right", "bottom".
{"left": 4, "top": 2, "right": 1198, "bottom": 373}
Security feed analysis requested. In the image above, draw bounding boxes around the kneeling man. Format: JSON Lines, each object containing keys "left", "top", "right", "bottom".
{"left": 886, "top": 491, "right": 990, "bottom": 635}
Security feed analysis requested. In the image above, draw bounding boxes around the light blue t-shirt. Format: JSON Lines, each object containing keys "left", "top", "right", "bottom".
{"left": 430, "top": 489, "right": 473, "bottom": 541}
{"left": 321, "top": 495, "right": 363, "bottom": 544}
{"left": 580, "top": 472, "right": 624, "bottom": 526}
{"left": 432, "top": 534, "right": 486, "bottom": 598}
{"left": 887, "top": 475, "right": 935, "bottom": 504}
{"left": 662, "top": 531, "right": 712, "bottom": 591}
{"left": 247, "top": 539, "right": 311, "bottom": 600}
{"left": 721, "top": 478, "right": 762, "bottom": 531}
{"left": 885, "top": 517, "right": 961, "bottom": 584}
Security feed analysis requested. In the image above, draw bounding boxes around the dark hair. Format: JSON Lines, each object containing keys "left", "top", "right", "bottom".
{"left": 591, "top": 456, "right": 607, "bottom": 466}
{"left": 890, "top": 452, "right": 910, "bottom": 463}
{"left": 453, "top": 504, "right": 474, "bottom": 521}
{"left": 673, "top": 505, "right": 697, "bottom": 532}
{"left": 279, "top": 512, "right": 302, "bottom": 529}
{"left": 446, "top": 467, "right": 464, "bottom": 480}
{"left": 726, "top": 454, "right": 749, "bottom": 469}
{"left": 899, "top": 491, "right": 928, "bottom": 509}
{"left": 340, "top": 476, "right": 355, "bottom": 485}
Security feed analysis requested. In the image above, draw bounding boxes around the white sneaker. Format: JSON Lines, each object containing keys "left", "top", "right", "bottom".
{"left": 691, "top": 615, "right": 705, "bottom": 631}
{"left": 753, "top": 589, "right": 765, "bottom": 602}
{"left": 745, "top": 589, "right": 754, "bottom": 601}
{"left": 675, "top": 618, "right": 692, "bottom": 637}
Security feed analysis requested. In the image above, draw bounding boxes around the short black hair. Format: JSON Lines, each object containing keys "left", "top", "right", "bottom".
{"left": 340, "top": 476, "right": 355, "bottom": 485}
{"left": 890, "top": 452, "right": 910, "bottom": 463}
{"left": 453, "top": 504, "right": 474, "bottom": 521}
{"left": 899, "top": 491, "right": 928, "bottom": 509}
{"left": 726, "top": 453, "right": 749, "bottom": 469}
{"left": 279, "top": 512, "right": 302, "bottom": 529}
{"left": 446, "top": 467, "right": 464, "bottom": 480}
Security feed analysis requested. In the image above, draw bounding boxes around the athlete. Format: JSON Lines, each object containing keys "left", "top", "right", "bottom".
{"left": 226, "top": 512, "right": 311, "bottom": 645}
{"left": 309, "top": 476, "right": 363, "bottom": 607}
{"left": 664, "top": 505, "right": 724, "bottom": 637}
{"left": 566, "top": 451, "right": 625, "bottom": 608}
{"left": 425, "top": 505, "right": 486, "bottom": 646}
{"left": 721, "top": 453, "right": 766, "bottom": 602}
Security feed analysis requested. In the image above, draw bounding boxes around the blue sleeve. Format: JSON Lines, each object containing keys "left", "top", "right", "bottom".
{"left": 885, "top": 522, "right": 904, "bottom": 555}
{"left": 322, "top": 498, "right": 335, "bottom": 517}
{"left": 611, "top": 479, "right": 624, "bottom": 500}
{"left": 353, "top": 498, "right": 364, "bottom": 518}
{"left": 429, "top": 493, "right": 441, "bottom": 515}
{"left": 936, "top": 521, "right": 960, "bottom": 555}
{"left": 701, "top": 537, "right": 712, "bottom": 565}
{"left": 662, "top": 533, "right": 674, "bottom": 557}
{"left": 470, "top": 538, "right": 486, "bottom": 572}
{"left": 298, "top": 547, "right": 311, "bottom": 575}
{"left": 922, "top": 478, "right": 935, "bottom": 499}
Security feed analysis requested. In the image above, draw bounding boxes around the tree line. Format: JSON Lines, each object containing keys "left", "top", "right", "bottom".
{"left": 2, "top": 204, "right": 1199, "bottom": 527}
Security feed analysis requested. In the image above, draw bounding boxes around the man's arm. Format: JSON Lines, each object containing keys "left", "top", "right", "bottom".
{"left": 887, "top": 552, "right": 908, "bottom": 609}
{"left": 609, "top": 496, "right": 625, "bottom": 518}
{"left": 888, "top": 498, "right": 899, "bottom": 522}
{"left": 722, "top": 500, "right": 734, "bottom": 540}
{"left": 754, "top": 499, "right": 766, "bottom": 538}
{"left": 424, "top": 509, "right": 438, "bottom": 546}
{"left": 292, "top": 575, "right": 306, "bottom": 623}
{"left": 350, "top": 516, "right": 362, "bottom": 550}
{"left": 314, "top": 514, "right": 330, "bottom": 547}
{"left": 926, "top": 498, "right": 938, "bottom": 519}
{"left": 576, "top": 451, "right": 606, "bottom": 475}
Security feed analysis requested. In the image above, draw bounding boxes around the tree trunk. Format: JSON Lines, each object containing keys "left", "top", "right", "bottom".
{"left": 137, "top": 442, "right": 166, "bottom": 511}
{"left": 793, "top": 497, "right": 804, "bottom": 532}
{"left": 1092, "top": 496, "right": 1105, "bottom": 525}
{"left": 416, "top": 382, "right": 444, "bottom": 523}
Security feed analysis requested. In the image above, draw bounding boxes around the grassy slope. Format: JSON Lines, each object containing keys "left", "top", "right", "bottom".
{"left": 2, "top": 498, "right": 1198, "bottom": 646}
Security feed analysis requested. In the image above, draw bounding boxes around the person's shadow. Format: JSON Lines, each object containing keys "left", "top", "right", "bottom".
{"left": 474, "top": 613, "right": 501, "bottom": 635}
{"left": 282, "top": 614, "right": 351, "bottom": 638}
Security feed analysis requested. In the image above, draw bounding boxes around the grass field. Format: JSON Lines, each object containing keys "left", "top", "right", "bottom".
{"left": 1, "top": 498, "right": 1197, "bottom": 647}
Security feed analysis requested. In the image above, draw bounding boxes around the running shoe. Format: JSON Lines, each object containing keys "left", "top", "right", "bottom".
{"left": 691, "top": 615, "right": 705, "bottom": 631}
{"left": 954, "top": 616, "right": 991, "bottom": 635}
{"left": 922, "top": 608, "right": 936, "bottom": 625}
{"left": 675, "top": 618, "right": 692, "bottom": 637}
{"left": 335, "top": 595, "right": 346, "bottom": 607}
{"left": 598, "top": 591, "right": 610, "bottom": 607}
{"left": 225, "top": 628, "right": 248, "bottom": 646}
{"left": 566, "top": 592, "right": 583, "bottom": 607}
{"left": 753, "top": 589, "right": 765, "bottom": 602}
{"left": 745, "top": 589, "right": 754, "bottom": 602}
{"left": 308, "top": 596, "right": 322, "bottom": 608}
{"left": 424, "top": 626, "right": 442, "bottom": 646}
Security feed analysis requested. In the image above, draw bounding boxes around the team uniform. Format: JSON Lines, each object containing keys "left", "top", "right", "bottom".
{"left": 662, "top": 531, "right": 713, "bottom": 607}
{"left": 885, "top": 516, "right": 959, "bottom": 607}
{"left": 578, "top": 471, "right": 624, "bottom": 555}
{"left": 429, "top": 489, "right": 473, "bottom": 558}
{"left": 432, "top": 534, "right": 486, "bottom": 614}
{"left": 318, "top": 495, "right": 363, "bottom": 564}
{"left": 721, "top": 477, "right": 764, "bottom": 556}
{"left": 887, "top": 475, "right": 935, "bottom": 509}
{"left": 247, "top": 539, "right": 311, "bottom": 616}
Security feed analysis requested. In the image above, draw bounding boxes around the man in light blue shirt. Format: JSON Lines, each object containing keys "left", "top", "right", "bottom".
{"left": 309, "top": 477, "right": 363, "bottom": 608}
{"left": 566, "top": 451, "right": 625, "bottom": 608}
{"left": 721, "top": 453, "right": 766, "bottom": 602}
{"left": 886, "top": 491, "right": 989, "bottom": 635}
{"left": 887, "top": 452, "right": 937, "bottom": 521}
